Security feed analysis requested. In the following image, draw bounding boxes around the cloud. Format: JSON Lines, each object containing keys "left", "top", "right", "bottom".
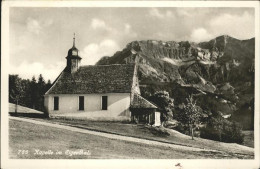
{"left": 149, "top": 8, "right": 174, "bottom": 18}
{"left": 26, "top": 17, "right": 42, "bottom": 34}
{"left": 123, "top": 23, "right": 137, "bottom": 37}
{"left": 190, "top": 28, "right": 213, "bottom": 42}
{"left": 90, "top": 18, "right": 114, "bottom": 32}
{"left": 165, "top": 10, "right": 173, "bottom": 17}
{"left": 81, "top": 39, "right": 120, "bottom": 65}
{"left": 90, "top": 18, "right": 138, "bottom": 41}
{"left": 26, "top": 17, "right": 53, "bottom": 35}
{"left": 209, "top": 11, "right": 254, "bottom": 39}
{"left": 9, "top": 61, "right": 65, "bottom": 82}
{"left": 149, "top": 8, "right": 164, "bottom": 18}
{"left": 43, "top": 19, "right": 54, "bottom": 27}
{"left": 124, "top": 23, "right": 131, "bottom": 34}
{"left": 176, "top": 9, "right": 191, "bottom": 17}
{"left": 91, "top": 18, "right": 107, "bottom": 29}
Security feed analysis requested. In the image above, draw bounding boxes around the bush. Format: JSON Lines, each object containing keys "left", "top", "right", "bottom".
{"left": 174, "top": 123, "right": 201, "bottom": 137}
{"left": 221, "top": 121, "right": 244, "bottom": 143}
{"left": 174, "top": 123, "right": 189, "bottom": 134}
{"left": 200, "top": 127, "right": 220, "bottom": 141}
{"left": 200, "top": 117, "right": 244, "bottom": 144}
{"left": 149, "top": 91, "right": 174, "bottom": 122}
{"left": 163, "top": 120, "right": 179, "bottom": 129}
{"left": 147, "top": 126, "right": 170, "bottom": 137}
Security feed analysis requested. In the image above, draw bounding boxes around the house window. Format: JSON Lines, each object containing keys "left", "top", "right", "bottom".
{"left": 79, "top": 96, "right": 84, "bottom": 110}
{"left": 101, "top": 96, "right": 108, "bottom": 110}
{"left": 54, "top": 96, "right": 59, "bottom": 110}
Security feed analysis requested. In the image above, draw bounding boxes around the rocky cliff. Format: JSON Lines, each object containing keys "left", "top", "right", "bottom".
{"left": 96, "top": 35, "right": 255, "bottom": 129}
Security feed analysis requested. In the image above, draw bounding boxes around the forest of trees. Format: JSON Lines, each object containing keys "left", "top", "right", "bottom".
{"left": 9, "top": 74, "right": 52, "bottom": 112}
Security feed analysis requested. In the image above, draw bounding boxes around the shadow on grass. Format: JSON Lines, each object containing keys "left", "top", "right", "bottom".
{"left": 9, "top": 112, "right": 48, "bottom": 119}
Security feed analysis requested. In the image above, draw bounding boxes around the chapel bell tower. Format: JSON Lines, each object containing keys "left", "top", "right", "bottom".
{"left": 66, "top": 33, "right": 82, "bottom": 73}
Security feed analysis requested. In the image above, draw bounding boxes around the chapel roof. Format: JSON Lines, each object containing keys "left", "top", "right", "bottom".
{"left": 46, "top": 64, "right": 136, "bottom": 94}
{"left": 130, "top": 93, "right": 157, "bottom": 109}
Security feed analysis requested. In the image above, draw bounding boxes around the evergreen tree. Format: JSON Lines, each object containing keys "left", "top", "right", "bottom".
{"left": 9, "top": 74, "right": 52, "bottom": 112}
{"left": 9, "top": 75, "right": 24, "bottom": 113}
{"left": 46, "top": 80, "right": 52, "bottom": 89}
{"left": 37, "top": 74, "right": 46, "bottom": 111}
{"left": 22, "top": 79, "right": 32, "bottom": 107}
{"left": 30, "top": 76, "right": 39, "bottom": 109}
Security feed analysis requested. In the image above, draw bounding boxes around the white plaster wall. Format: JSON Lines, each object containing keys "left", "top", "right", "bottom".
{"left": 154, "top": 111, "right": 161, "bottom": 126}
{"left": 44, "top": 95, "right": 51, "bottom": 114}
{"left": 44, "top": 93, "right": 131, "bottom": 121}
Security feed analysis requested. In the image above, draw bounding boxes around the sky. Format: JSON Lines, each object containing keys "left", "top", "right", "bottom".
{"left": 9, "top": 7, "right": 255, "bottom": 82}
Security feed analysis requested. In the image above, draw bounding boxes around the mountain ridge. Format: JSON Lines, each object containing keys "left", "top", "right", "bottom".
{"left": 97, "top": 35, "right": 254, "bottom": 85}
{"left": 96, "top": 35, "right": 255, "bottom": 129}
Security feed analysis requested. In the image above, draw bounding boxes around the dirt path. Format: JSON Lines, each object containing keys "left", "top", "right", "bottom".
{"left": 10, "top": 116, "right": 220, "bottom": 153}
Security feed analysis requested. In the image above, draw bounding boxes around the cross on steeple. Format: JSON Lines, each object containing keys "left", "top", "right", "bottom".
{"left": 73, "top": 33, "right": 76, "bottom": 47}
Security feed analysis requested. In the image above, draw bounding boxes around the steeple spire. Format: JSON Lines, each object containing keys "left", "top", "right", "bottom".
{"left": 66, "top": 33, "right": 82, "bottom": 73}
{"left": 73, "top": 33, "right": 75, "bottom": 47}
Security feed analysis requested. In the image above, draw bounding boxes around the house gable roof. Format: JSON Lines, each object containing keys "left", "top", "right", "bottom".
{"left": 131, "top": 93, "right": 157, "bottom": 109}
{"left": 46, "top": 64, "right": 136, "bottom": 94}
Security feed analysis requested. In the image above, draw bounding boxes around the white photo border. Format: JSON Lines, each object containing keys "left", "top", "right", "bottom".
{"left": 1, "top": 1, "right": 259, "bottom": 169}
